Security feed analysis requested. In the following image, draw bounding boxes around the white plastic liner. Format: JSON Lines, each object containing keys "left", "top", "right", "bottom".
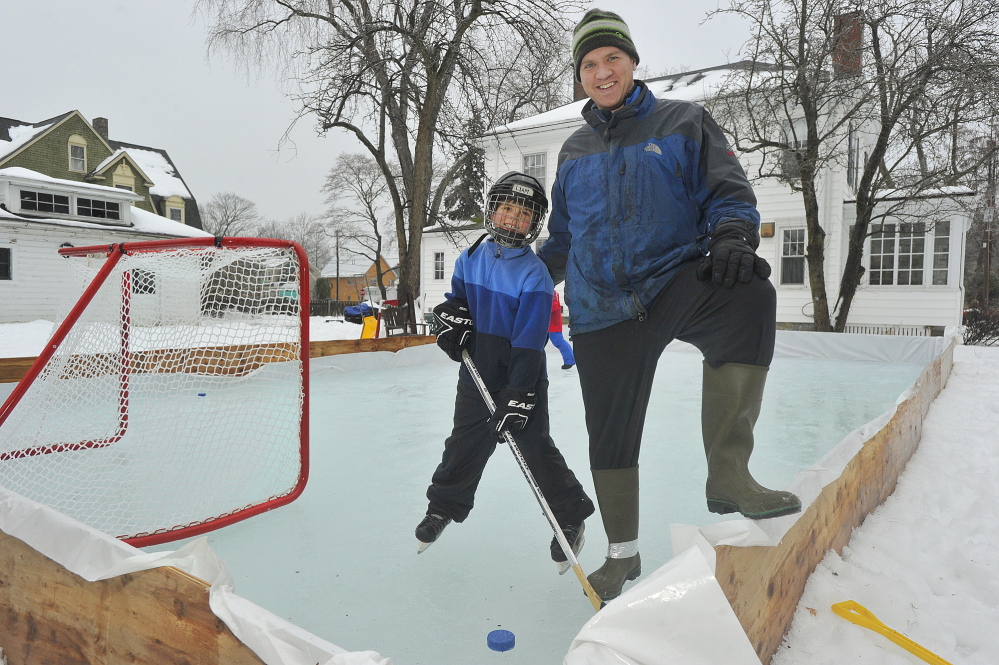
{"left": 0, "top": 484, "right": 390, "bottom": 665}
{"left": 0, "top": 331, "right": 953, "bottom": 665}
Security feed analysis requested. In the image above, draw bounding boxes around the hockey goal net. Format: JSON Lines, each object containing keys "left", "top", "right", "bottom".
{"left": 0, "top": 237, "right": 310, "bottom": 547}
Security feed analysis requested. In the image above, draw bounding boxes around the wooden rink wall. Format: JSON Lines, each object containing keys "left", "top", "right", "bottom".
{"left": 716, "top": 337, "right": 955, "bottom": 663}
{"left": 0, "top": 336, "right": 954, "bottom": 664}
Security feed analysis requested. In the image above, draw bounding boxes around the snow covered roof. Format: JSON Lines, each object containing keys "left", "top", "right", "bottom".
{"left": 0, "top": 111, "right": 195, "bottom": 201}
{"left": 0, "top": 166, "right": 142, "bottom": 199}
{"left": 0, "top": 120, "right": 55, "bottom": 161}
{"left": 844, "top": 186, "right": 977, "bottom": 203}
{"left": 0, "top": 204, "right": 210, "bottom": 238}
{"left": 107, "top": 142, "right": 192, "bottom": 199}
{"left": 489, "top": 61, "right": 771, "bottom": 134}
{"left": 0, "top": 168, "right": 210, "bottom": 239}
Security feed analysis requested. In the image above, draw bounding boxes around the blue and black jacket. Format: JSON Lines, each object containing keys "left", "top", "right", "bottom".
{"left": 449, "top": 237, "right": 554, "bottom": 393}
{"left": 538, "top": 81, "right": 761, "bottom": 335}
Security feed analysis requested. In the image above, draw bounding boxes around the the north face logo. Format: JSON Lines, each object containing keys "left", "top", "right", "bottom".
{"left": 644, "top": 143, "right": 662, "bottom": 155}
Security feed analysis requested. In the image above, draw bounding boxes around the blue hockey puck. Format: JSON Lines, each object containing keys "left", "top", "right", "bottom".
{"left": 197, "top": 392, "right": 206, "bottom": 397}
{"left": 487, "top": 629, "right": 515, "bottom": 652}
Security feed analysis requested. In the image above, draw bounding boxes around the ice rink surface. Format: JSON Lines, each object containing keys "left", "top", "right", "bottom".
{"left": 142, "top": 346, "right": 922, "bottom": 665}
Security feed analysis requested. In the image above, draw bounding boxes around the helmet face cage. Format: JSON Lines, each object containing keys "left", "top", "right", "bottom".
{"left": 485, "top": 173, "right": 548, "bottom": 249}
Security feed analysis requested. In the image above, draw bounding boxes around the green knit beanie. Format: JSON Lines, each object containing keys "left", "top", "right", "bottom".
{"left": 572, "top": 9, "right": 640, "bottom": 81}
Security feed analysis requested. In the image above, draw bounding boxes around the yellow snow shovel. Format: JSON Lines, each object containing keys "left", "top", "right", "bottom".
{"left": 831, "top": 601, "right": 952, "bottom": 665}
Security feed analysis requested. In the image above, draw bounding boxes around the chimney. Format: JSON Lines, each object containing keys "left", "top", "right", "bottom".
{"left": 573, "top": 79, "right": 588, "bottom": 102}
{"left": 833, "top": 12, "right": 864, "bottom": 78}
{"left": 92, "top": 117, "right": 109, "bottom": 140}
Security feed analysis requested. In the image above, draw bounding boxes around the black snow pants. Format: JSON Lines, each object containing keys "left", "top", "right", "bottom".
{"left": 572, "top": 260, "right": 777, "bottom": 470}
{"left": 426, "top": 378, "right": 595, "bottom": 528}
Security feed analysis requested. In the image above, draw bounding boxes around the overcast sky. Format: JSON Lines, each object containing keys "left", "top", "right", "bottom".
{"left": 2, "top": 1, "right": 749, "bottom": 223}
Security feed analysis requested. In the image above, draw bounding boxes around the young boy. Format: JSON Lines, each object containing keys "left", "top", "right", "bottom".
{"left": 417, "top": 172, "right": 594, "bottom": 573}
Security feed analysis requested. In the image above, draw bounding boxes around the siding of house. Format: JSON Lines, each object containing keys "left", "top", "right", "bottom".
{"left": 477, "top": 96, "right": 970, "bottom": 331}
{"left": 0, "top": 222, "right": 151, "bottom": 323}
{"left": 2, "top": 116, "right": 111, "bottom": 185}
{"left": 96, "top": 154, "right": 157, "bottom": 215}
{"left": 421, "top": 229, "right": 480, "bottom": 312}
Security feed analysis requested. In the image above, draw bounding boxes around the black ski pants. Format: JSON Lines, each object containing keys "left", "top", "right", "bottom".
{"left": 573, "top": 261, "right": 777, "bottom": 471}
{"left": 426, "top": 378, "right": 595, "bottom": 527}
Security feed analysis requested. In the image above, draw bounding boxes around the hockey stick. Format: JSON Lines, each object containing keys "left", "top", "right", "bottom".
{"left": 461, "top": 349, "right": 604, "bottom": 612}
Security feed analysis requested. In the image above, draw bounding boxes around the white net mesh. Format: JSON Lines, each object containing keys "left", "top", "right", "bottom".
{"left": 0, "top": 241, "right": 307, "bottom": 543}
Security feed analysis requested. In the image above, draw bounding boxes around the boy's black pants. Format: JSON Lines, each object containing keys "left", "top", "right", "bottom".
{"left": 573, "top": 261, "right": 777, "bottom": 470}
{"left": 426, "top": 379, "right": 594, "bottom": 528}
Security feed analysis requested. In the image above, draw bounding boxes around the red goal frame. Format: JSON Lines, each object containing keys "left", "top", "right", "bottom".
{"left": 0, "top": 237, "right": 311, "bottom": 547}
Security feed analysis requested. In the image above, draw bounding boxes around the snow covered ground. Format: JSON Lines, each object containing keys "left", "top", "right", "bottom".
{"left": 773, "top": 343, "right": 999, "bottom": 665}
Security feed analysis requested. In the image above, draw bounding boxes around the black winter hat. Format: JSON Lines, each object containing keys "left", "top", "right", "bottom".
{"left": 572, "top": 9, "right": 640, "bottom": 81}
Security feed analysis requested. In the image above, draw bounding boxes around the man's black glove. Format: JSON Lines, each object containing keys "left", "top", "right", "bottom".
{"left": 696, "top": 220, "right": 772, "bottom": 288}
{"left": 433, "top": 299, "right": 474, "bottom": 362}
{"left": 489, "top": 388, "right": 536, "bottom": 440}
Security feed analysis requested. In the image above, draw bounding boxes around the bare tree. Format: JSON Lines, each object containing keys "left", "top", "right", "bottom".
{"left": 256, "top": 212, "right": 333, "bottom": 270}
{"left": 197, "top": 0, "right": 581, "bottom": 328}
{"left": 199, "top": 191, "right": 261, "bottom": 236}
{"left": 711, "top": 0, "right": 999, "bottom": 331}
{"left": 323, "top": 153, "right": 397, "bottom": 300}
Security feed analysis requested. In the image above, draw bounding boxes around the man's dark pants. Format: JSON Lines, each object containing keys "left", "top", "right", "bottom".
{"left": 572, "top": 261, "right": 777, "bottom": 470}
{"left": 426, "top": 379, "right": 595, "bottom": 526}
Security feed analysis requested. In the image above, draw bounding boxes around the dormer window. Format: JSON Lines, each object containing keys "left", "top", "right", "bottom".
{"left": 68, "top": 135, "right": 87, "bottom": 172}
{"left": 21, "top": 190, "right": 71, "bottom": 215}
{"left": 2, "top": 172, "right": 136, "bottom": 226}
{"left": 78, "top": 197, "right": 121, "bottom": 220}
{"left": 165, "top": 195, "right": 185, "bottom": 224}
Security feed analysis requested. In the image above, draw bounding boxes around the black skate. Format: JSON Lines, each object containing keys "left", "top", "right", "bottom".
{"left": 415, "top": 513, "right": 451, "bottom": 553}
{"left": 550, "top": 522, "right": 585, "bottom": 574}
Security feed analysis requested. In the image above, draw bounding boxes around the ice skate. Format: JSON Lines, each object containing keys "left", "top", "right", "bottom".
{"left": 551, "top": 522, "right": 585, "bottom": 574}
{"left": 415, "top": 513, "right": 451, "bottom": 553}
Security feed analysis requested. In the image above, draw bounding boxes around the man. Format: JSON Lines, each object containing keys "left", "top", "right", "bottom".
{"left": 538, "top": 9, "right": 801, "bottom": 602}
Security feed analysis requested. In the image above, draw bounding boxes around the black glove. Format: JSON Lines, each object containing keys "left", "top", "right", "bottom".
{"left": 433, "top": 299, "right": 474, "bottom": 362}
{"left": 696, "top": 220, "right": 772, "bottom": 288}
{"left": 489, "top": 388, "right": 536, "bottom": 440}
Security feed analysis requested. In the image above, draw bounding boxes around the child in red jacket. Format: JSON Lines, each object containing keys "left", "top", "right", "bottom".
{"left": 548, "top": 291, "right": 575, "bottom": 369}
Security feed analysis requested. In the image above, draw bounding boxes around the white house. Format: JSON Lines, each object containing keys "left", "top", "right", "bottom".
{"left": 0, "top": 167, "right": 210, "bottom": 324}
{"left": 421, "top": 63, "right": 972, "bottom": 335}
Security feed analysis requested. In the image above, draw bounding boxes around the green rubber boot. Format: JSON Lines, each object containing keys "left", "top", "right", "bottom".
{"left": 587, "top": 466, "right": 642, "bottom": 601}
{"left": 702, "top": 362, "right": 802, "bottom": 520}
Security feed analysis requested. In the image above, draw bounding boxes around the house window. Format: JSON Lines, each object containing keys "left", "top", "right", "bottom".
{"left": 895, "top": 223, "right": 925, "bottom": 286}
{"left": 78, "top": 198, "right": 121, "bottom": 220}
{"left": 785, "top": 117, "right": 807, "bottom": 149}
{"left": 869, "top": 222, "right": 946, "bottom": 287}
{"left": 131, "top": 269, "right": 156, "bottom": 295}
{"left": 20, "top": 190, "right": 70, "bottom": 215}
{"left": 0, "top": 248, "right": 11, "bottom": 280}
{"left": 168, "top": 208, "right": 183, "bottom": 222}
{"left": 847, "top": 123, "right": 860, "bottom": 190}
{"left": 781, "top": 118, "right": 807, "bottom": 181}
{"left": 933, "top": 221, "right": 950, "bottom": 285}
{"left": 869, "top": 223, "right": 897, "bottom": 285}
{"left": 780, "top": 228, "right": 806, "bottom": 285}
{"left": 68, "top": 135, "right": 87, "bottom": 172}
{"left": 115, "top": 185, "right": 133, "bottom": 191}
{"left": 433, "top": 252, "right": 445, "bottom": 280}
{"left": 522, "top": 153, "right": 547, "bottom": 189}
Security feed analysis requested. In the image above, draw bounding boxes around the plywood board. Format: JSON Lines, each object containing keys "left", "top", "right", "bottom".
{"left": 0, "top": 337, "right": 437, "bottom": 383}
{"left": 714, "top": 339, "right": 954, "bottom": 663}
{"left": 0, "top": 530, "right": 264, "bottom": 665}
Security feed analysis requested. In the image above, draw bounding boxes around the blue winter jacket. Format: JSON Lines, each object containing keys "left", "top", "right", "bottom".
{"left": 538, "top": 81, "right": 761, "bottom": 335}
{"left": 448, "top": 237, "right": 554, "bottom": 393}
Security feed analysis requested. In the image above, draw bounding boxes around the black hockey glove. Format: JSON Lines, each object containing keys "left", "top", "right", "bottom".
{"left": 696, "top": 220, "right": 772, "bottom": 288}
{"left": 433, "top": 299, "right": 474, "bottom": 362}
{"left": 489, "top": 388, "right": 536, "bottom": 441}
